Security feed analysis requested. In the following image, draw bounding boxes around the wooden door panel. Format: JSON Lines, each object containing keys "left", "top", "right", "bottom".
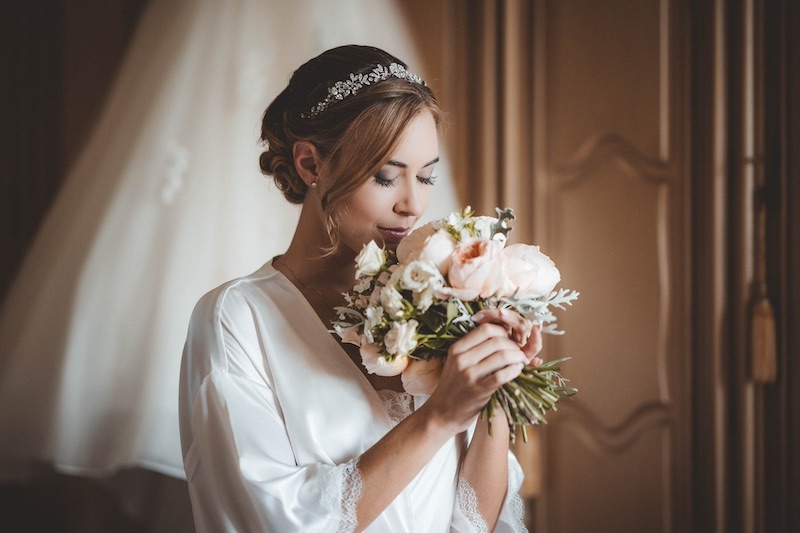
{"left": 534, "top": 1, "right": 688, "bottom": 531}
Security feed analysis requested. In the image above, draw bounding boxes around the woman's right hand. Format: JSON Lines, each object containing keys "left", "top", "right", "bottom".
{"left": 422, "top": 323, "right": 528, "bottom": 435}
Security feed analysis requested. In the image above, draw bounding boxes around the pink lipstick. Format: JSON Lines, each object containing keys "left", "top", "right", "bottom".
{"left": 378, "top": 227, "right": 411, "bottom": 242}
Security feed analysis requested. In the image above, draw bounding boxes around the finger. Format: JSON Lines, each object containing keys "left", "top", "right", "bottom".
{"left": 474, "top": 308, "right": 532, "bottom": 345}
{"left": 481, "top": 361, "right": 524, "bottom": 390}
{"left": 450, "top": 322, "right": 510, "bottom": 356}
{"left": 454, "top": 336, "right": 522, "bottom": 370}
{"left": 468, "top": 348, "right": 528, "bottom": 380}
{"left": 522, "top": 324, "right": 543, "bottom": 361}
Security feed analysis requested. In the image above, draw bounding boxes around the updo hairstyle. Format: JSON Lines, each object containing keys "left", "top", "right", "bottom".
{"left": 259, "top": 45, "right": 442, "bottom": 240}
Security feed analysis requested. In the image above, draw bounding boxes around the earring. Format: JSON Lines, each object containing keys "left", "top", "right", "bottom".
{"left": 309, "top": 181, "right": 318, "bottom": 188}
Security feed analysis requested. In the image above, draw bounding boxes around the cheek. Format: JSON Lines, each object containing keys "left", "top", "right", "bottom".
{"left": 348, "top": 193, "right": 381, "bottom": 221}
{"left": 420, "top": 186, "right": 433, "bottom": 210}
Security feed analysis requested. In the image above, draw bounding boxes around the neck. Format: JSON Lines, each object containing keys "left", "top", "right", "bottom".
{"left": 279, "top": 202, "right": 356, "bottom": 294}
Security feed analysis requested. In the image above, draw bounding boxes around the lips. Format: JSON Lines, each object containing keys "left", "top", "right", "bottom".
{"left": 377, "top": 226, "right": 412, "bottom": 242}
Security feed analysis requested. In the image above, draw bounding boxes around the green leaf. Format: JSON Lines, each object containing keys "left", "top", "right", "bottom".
{"left": 446, "top": 301, "right": 458, "bottom": 322}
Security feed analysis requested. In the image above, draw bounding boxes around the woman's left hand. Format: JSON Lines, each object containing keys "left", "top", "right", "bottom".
{"left": 472, "top": 308, "right": 543, "bottom": 365}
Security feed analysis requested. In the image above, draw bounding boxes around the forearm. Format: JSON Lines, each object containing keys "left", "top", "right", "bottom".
{"left": 460, "top": 416, "right": 511, "bottom": 530}
{"left": 353, "top": 400, "right": 455, "bottom": 532}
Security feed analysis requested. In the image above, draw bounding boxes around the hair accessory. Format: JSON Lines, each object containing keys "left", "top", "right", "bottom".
{"left": 303, "top": 62, "right": 425, "bottom": 118}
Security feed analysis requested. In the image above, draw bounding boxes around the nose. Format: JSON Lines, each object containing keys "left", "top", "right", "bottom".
{"left": 394, "top": 179, "right": 427, "bottom": 217}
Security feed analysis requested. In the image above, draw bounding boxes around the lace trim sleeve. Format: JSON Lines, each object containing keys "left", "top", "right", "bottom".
{"left": 320, "top": 458, "right": 363, "bottom": 533}
{"left": 506, "top": 456, "right": 527, "bottom": 531}
{"left": 317, "top": 391, "right": 409, "bottom": 532}
{"left": 456, "top": 455, "right": 528, "bottom": 532}
{"left": 456, "top": 477, "right": 490, "bottom": 533}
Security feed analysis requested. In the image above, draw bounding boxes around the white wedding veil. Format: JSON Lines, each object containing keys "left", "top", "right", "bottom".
{"left": 0, "top": 0, "right": 457, "bottom": 479}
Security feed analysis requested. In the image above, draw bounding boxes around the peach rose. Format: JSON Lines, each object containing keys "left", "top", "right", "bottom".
{"left": 445, "top": 239, "right": 506, "bottom": 300}
{"left": 360, "top": 342, "right": 409, "bottom": 376}
{"left": 401, "top": 357, "right": 444, "bottom": 395}
{"left": 503, "top": 244, "right": 561, "bottom": 298}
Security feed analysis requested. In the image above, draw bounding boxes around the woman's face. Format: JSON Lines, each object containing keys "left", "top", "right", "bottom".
{"left": 337, "top": 109, "right": 439, "bottom": 254}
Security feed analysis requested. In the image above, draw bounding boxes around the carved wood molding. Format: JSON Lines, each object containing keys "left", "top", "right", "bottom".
{"left": 560, "top": 400, "right": 672, "bottom": 454}
{"left": 549, "top": 135, "right": 675, "bottom": 452}
{"left": 554, "top": 132, "right": 672, "bottom": 188}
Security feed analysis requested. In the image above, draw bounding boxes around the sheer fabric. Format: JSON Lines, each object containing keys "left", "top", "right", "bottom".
{"left": 320, "top": 459, "right": 363, "bottom": 532}
{"left": 377, "top": 389, "right": 414, "bottom": 426}
{"left": 457, "top": 478, "right": 490, "bottom": 533}
{"left": 0, "top": 0, "right": 457, "bottom": 478}
{"left": 180, "top": 263, "right": 526, "bottom": 531}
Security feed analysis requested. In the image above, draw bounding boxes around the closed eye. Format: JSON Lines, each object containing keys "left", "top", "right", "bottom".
{"left": 374, "top": 172, "right": 397, "bottom": 187}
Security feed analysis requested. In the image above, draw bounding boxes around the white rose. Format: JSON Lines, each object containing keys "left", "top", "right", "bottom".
{"left": 400, "top": 261, "right": 444, "bottom": 312}
{"left": 355, "top": 241, "right": 386, "bottom": 278}
{"left": 384, "top": 319, "right": 419, "bottom": 357}
{"left": 503, "top": 244, "right": 561, "bottom": 298}
{"left": 396, "top": 222, "right": 436, "bottom": 263}
{"left": 418, "top": 229, "right": 456, "bottom": 275}
{"left": 414, "top": 286, "right": 437, "bottom": 312}
{"left": 401, "top": 260, "right": 444, "bottom": 293}
{"left": 364, "top": 305, "right": 384, "bottom": 332}
{"left": 380, "top": 284, "right": 405, "bottom": 318}
{"left": 360, "top": 342, "right": 409, "bottom": 376}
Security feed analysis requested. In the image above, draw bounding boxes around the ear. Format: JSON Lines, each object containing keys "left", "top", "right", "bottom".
{"left": 293, "top": 141, "right": 322, "bottom": 187}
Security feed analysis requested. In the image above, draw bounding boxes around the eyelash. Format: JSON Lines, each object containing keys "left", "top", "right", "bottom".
{"left": 373, "top": 174, "right": 438, "bottom": 187}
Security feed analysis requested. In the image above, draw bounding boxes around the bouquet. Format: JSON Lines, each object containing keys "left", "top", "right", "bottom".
{"left": 333, "top": 207, "right": 579, "bottom": 442}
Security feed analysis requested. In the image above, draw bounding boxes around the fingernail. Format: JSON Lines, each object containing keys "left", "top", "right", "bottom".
{"left": 473, "top": 311, "right": 485, "bottom": 320}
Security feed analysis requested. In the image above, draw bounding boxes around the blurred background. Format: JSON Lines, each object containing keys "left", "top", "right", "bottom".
{"left": 1, "top": 0, "right": 798, "bottom": 532}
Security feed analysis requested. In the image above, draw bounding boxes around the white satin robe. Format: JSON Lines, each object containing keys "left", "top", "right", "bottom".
{"left": 179, "top": 262, "right": 527, "bottom": 532}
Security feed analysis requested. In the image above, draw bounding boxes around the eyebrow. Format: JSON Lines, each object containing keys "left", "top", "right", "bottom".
{"left": 386, "top": 157, "right": 440, "bottom": 169}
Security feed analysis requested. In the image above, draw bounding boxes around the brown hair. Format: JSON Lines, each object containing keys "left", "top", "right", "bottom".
{"left": 259, "top": 45, "right": 442, "bottom": 248}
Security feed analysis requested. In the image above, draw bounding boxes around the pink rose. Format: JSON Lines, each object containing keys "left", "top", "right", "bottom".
{"left": 401, "top": 357, "right": 444, "bottom": 395}
{"left": 503, "top": 244, "right": 561, "bottom": 298}
{"left": 396, "top": 222, "right": 436, "bottom": 263}
{"left": 360, "top": 342, "right": 409, "bottom": 376}
{"left": 445, "top": 239, "right": 506, "bottom": 300}
{"left": 418, "top": 229, "right": 456, "bottom": 275}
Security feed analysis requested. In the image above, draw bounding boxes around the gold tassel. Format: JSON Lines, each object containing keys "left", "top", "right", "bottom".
{"left": 751, "top": 296, "right": 777, "bottom": 383}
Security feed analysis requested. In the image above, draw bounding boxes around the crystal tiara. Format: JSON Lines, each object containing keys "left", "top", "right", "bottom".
{"left": 303, "top": 62, "right": 425, "bottom": 118}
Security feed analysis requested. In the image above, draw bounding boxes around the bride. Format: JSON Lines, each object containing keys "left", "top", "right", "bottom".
{"left": 180, "top": 44, "right": 540, "bottom": 532}
{"left": 0, "top": 0, "right": 459, "bottom": 482}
